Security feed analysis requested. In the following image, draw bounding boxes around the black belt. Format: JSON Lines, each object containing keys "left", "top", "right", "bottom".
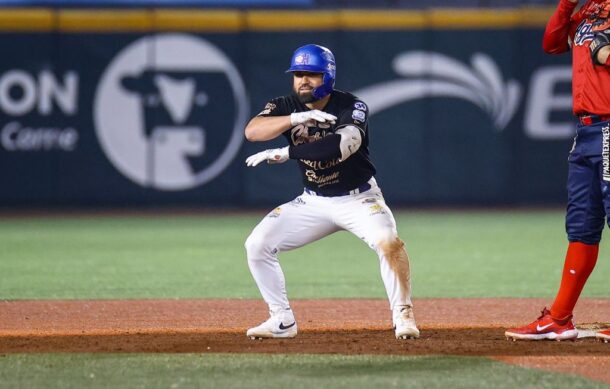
{"left": 304, "top": 182, "right": 371, "bottom": 197}
{"left": 578, "top": 113, "right": 610, "bottom": 125}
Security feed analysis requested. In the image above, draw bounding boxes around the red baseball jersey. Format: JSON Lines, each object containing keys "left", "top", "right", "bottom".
{"left": 543, "top": 0, "right": 610, "bottom": 115}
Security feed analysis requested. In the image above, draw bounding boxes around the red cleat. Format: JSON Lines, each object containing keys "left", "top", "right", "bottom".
{"left": 505, "top": 308, "right": 578, "bottom": 341}
{"left": 597, "top": 329, "right": 610, "bottom": 343}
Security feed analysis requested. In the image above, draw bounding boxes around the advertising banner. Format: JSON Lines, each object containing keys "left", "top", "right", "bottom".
{"left": 0, "top": 8, "right": 575, "bottom": 206}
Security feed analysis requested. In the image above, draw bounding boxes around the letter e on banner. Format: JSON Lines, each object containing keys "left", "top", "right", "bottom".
{"left": 524, "top": 66, "right": 573, "bottom": 140}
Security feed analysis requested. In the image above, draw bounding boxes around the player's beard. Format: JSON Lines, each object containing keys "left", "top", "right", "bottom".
{"left": 293, "top": 87, "right": 317, "bottom": 104}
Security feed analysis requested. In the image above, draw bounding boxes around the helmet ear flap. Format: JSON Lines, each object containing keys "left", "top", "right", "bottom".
{"left": 311, "top": 67, "right": 335, "bottom": 100}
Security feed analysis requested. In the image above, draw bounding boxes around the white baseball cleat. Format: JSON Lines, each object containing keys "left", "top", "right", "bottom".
{"left": 394, "top": 305, "right": 420, "bottom": 339}
{"left": 246, "top": 309, "right": 298, "bottom": 339}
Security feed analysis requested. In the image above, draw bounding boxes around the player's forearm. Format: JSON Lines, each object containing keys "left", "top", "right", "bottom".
{"left": 542, "top": 0, "right": 578, "bottom": 54}
{"left": 244, "top": 116, "right": 292, "bottom": 142}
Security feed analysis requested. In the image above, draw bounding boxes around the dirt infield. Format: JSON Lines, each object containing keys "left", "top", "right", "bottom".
{"left": 1, "top": 298, "right": 609, "bottom": 383}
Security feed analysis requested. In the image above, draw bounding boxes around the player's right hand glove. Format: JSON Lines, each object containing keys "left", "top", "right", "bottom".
{"left": 590, "top": 28, "right": 610, "bottom": 65}
{"left": 245, "top": 147, "right": 289, "bottom": 167}
{"left": 290, "top": 110, "right": 337, "bottom": 127}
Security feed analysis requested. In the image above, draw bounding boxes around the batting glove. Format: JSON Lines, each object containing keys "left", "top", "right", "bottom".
{"left": 290, "top": 110, "right": 337, "bottom": 127}
{"left": 245, "top": 146, "right": 290, "bottom": 167}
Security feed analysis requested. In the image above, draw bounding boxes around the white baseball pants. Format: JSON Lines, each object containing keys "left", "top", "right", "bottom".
{"left": 245, "top": 178, "right": 413, "bottom": 315}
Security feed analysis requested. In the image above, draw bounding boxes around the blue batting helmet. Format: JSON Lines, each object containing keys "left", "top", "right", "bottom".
{"left": 286, "top": 44, "right": 336, "bottom": 100}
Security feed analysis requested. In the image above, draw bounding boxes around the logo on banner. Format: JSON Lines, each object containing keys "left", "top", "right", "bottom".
{"left": 0, "top": 70, "right": 79, "bottom": 152}
{"left": 354, "top": 51, "right": 521, "bottom": 131}
{"left": 94, "top": 34, "right": 248, "bottom": 191}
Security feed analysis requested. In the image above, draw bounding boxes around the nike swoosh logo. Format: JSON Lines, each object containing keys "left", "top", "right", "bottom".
{"left": 536, "top": 323, "right": 553, "bottom": 332}
{"left": 279, "top": 322, "right": 296, "bottom": 330}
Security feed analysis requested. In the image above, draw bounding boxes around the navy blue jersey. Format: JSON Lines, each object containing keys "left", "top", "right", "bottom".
{"left": 257, "top": 90, "right": 377, "bottom": 195}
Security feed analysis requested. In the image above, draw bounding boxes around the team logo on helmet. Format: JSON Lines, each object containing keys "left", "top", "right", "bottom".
{"left": 295, "top": 54, "right": 310, "bottom": 65}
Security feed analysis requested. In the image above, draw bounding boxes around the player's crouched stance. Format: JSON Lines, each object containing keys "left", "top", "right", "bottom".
{"left": 243, "top": 44, "right": 419, "bottom": 341}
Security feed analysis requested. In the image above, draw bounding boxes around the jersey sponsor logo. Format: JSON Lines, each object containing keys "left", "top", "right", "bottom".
{"left": 354, "top": 102, "right": 367, "bottom": 111}
{"left": 352, "top": 109, "right": 366, "bottom": 122}
{"left": 354, "top": 51, "right": 521, "bottom": 131}
{"left": 574, "top": 20, "right": 595, "bottom": 46}
{"left": 301, "top": 157, "right": 341, "bottom": 170}
{"left": 305, "top": 170, "right": 340, "bottom": 187}
{"left": 94, "top": 34, "right": 248, "bottom": 191}
{"left": 290, "top": 124, "right": 329, "bottom": 146}
{"left": 602, "top": 125, "right": 610, "bottom": 182}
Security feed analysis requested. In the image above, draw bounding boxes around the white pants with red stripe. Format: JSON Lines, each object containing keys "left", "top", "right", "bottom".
{"left": 245, "top": 177, "right": 413, "bottom": 315}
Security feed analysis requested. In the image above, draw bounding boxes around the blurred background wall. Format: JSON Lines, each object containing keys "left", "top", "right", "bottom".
{"left": 0, "top": 0, "right": 574, "bottom": 207}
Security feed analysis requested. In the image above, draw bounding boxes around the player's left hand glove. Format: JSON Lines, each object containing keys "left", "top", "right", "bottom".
{"left": 245, "top": 147, "right": 289, "bottom": 167}
{"left": 590, "top": 28, "right": 610, "bottom": 65}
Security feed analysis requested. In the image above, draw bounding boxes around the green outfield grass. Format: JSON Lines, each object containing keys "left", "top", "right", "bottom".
{"left": 1, "top": 210, "right": 608, "bottom": 388}
{"left": 0, "top": 210, "right": 608, "bottom": 299}
{"left": 0, "top": 354, "right": 605, "bottom": 389}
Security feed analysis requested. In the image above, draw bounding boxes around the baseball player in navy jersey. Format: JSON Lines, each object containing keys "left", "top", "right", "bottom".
{"left": 243, "top": 44, "right": 419, "bottom": 340}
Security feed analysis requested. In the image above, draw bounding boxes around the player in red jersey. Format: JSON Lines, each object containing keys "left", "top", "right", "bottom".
{"left": 506, "top": 0, "right": 610, "bottom": 341}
